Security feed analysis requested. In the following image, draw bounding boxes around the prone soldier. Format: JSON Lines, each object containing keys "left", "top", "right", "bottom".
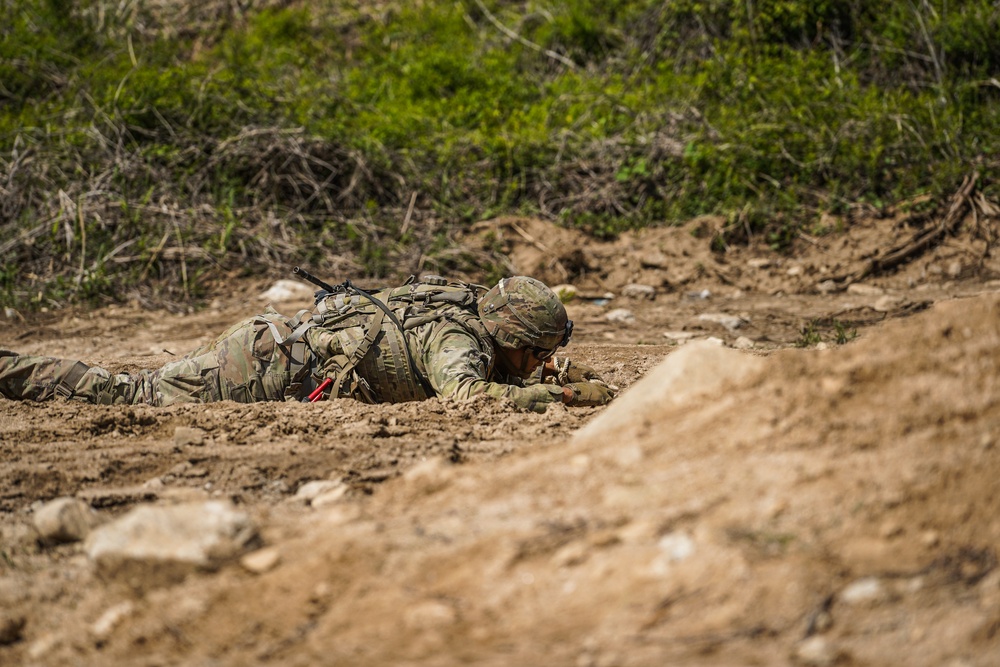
{"left": 0, "top": 275, "right": 615, "bottom": 413}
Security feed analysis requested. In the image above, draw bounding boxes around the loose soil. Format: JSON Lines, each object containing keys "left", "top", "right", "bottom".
{"left": 2, "top": 211, "right": 999, "bottom": 666}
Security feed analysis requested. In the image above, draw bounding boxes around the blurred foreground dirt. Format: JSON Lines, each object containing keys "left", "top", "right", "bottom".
{"left": 2, "top": 215, "right": 999, "bottom": 666}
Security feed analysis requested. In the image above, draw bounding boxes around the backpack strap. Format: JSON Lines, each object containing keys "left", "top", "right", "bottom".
{"left": 54, "top": 361, "right": 90, "bottom": 399}
{"left": 330, "top": 303, "right": 386, "bottom": 397}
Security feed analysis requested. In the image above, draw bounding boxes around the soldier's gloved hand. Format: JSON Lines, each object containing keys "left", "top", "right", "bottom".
{"left": 552, "top": 356, "right": 606, "bottom": 384}
{"left": 564, "top": 382, "right": 615, "bottom": 407}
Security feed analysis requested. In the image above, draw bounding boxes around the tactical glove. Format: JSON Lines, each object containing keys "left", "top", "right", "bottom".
{"left": 552, "top": 357, "right": 606, "bottom": 384}
{"left": 565, "top": 382, "right": 615, "bottom": 407}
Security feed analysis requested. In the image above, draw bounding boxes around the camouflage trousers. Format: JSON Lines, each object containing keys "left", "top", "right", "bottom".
{"left": 0, "top": 314, "right": 318, "bottom": 407}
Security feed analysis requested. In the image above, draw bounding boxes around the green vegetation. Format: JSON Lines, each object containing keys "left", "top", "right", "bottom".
{"left": 2, "top": 0, "right": 999, "bottom": 307}
{"left": 796, "top": 318, "right": 859, "bottom": 346}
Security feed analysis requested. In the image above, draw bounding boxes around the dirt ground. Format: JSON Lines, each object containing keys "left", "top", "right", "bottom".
{"left": 2, "top": 206, "right": 1000, "bottom": 666}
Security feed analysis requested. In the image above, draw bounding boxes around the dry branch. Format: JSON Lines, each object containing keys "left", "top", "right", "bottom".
{"left": 822, "top": 172, "right": 980, "bottom": 290}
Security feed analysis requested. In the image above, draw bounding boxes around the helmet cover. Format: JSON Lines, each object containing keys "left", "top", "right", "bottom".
{"left": 478, "top": 276, "right": 571, "bottom": 352}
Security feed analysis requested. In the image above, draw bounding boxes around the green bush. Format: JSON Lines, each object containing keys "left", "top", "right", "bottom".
{"left": 1, "top": 0, "right": 998, "bottom": 307}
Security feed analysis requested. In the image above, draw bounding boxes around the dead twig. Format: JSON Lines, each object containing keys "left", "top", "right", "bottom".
{"left": 822, "top": 172, "right": 979, "bottom": 290}
{"left": 471, "top": 0, "right": 577, "bottom": 70}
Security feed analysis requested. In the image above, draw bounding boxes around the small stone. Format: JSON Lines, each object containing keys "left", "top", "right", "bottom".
{"left": 840, "top": 577, "right": 885, "bottom": 605}
{"left": 747, "top": 258, "right": 772, "bottom": 269}
{"left": 816, "top": 280, "right": 837, "bottom": 294}
{"left": 173, "top": 427, "right": 205, "bottom": 447}
{"left": 259, "top": 279, "right": 314, "bottom": 302}
{"left": 311, "top": 485, "right": 348, "bottom": 508}
{"left": 704, "top": 336, "right": 725, "bottom": 346}
{"left": 697, "top": 313, "right": 746, "bottom": 332}
{"left": 33, "top": 497, "right": 102, "bottom": 545}
{"left": 684, "top": 289, "right": 712, "bottom": 300}
{"left": 846, "top": 283, "right": 885, "bottom": 296}
{"left": 240, "top": 546, "right": 281, "bottom": 574}
{"left": 621, "top": 284, "right": 656, "bottom": 300}
{"left": 733, "top": 336, "right": 754, "bottom": 350}
{"left": 662, "top": 331, "right": 697, "bottom": 344}
{"left": 27, "top": 633, "right": 59, "bottom": 660}
{"left": 605, "top": 308, "right": 635, "bottom": 324}
{"left": 0, "top": 611, "right": 26, "bottom": 645}
{"left": 294, "top": 480, "right": 344, "bottom": 503}
{"left": 920, "top": 530, "right": 940, "bottom": 547}
{"left": 947, "top": 260, "right": 963, "bottom": 278}
{"left": 404, "top": 600, "right": 457, "bottom": 630}
{"left": 84, "top": 501, "right": 258, "bottom": 591}
{"left": 793, "top": 636, "right": 842, "bottom": 667}
{"left": 786, "top": 265, "right": 803, "bottom": 276}
{"left": 90, "top": 601, "right": 134, "bottom": 642}
{"left": 552, "top": 542, "right": 589, "bottom": 568}
{"left": 657, "top": 532, "right": 695, "bottom": 562}
{"left": 640, "top": 251, "right": 668, "bottom": 269}
{"left": 873, "top": 295, "right": 902, "bottom": 312}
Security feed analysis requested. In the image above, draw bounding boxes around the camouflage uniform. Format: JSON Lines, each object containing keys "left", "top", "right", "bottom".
{"left": 0, "top": 276, "right": 573, "bottom": 413}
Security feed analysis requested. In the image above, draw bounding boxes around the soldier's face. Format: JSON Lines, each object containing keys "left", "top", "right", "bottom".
{"left": 499, "top": 347, "right": 544, "bottom": 378}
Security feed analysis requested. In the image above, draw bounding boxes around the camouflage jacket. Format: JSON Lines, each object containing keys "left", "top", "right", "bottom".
{"left": 305, "top": 297, "right": 564, "bottom": 413}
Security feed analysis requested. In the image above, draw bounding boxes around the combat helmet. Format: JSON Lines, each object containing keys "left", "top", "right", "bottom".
{"left": 478, "top": 276, "right": 572, "bottom": 355}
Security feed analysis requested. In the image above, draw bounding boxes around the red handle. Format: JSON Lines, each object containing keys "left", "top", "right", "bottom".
{"left": 308, "top": 378, "right": 333, "bottom": 402}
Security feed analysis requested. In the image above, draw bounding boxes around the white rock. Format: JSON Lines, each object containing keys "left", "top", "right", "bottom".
{"left": 640, "top": 251, "right": 668, "bottom": 269}
{"left": 404, "top": 600, "right": 457, "bottom": 630}
{"left": 816, "top": 280, "right": 838, "bottom": 294}
{"left": 311, "top": 485, "right": 349, "bottom": 508}
{"left": 873, "top": 295, "right": 903, "bottom": 312}
{"left": 705, "top": 336, "right": 725, "bottom": 346}
{"left": 840, "top": 577, "right": 886, "bottom": 604}
{"left": 294, "top": 480, "right": 344, "bottom": 503}
{"left": 747, "top": 258, "right": 772, "bottom": 269}
{"left": 621, "top": 284, "right": 656, "bottom": 300}
{"left": 90, "top": 601, "right": 134, "bottom": 642}
{"left": 846, "top": 283, "right": 884, "bottom": 296}
{"left": 240, "top": 546, "right": 281, "bottom": 574}
{"left": 605, "top": 308, "right": 635, "bottom": 324}
{"left": 733, "top": 336, "right": 754, "bottom": 350}
{"left": 26, "top": 633, "right": 60, "bottom": 661}
{"left": 33, "top": 497, "right": 102, "bottom": 544}
{"left": 793, "top": 636, "right": 841, "bottom": 667}
{"left": 698, "top": 313, "right": 746, "bottom": 332}
{"left": 259, "top": 280, "right": 315, "bottom": 302}
{"left": 84, "top": 501, "right": 258, "bottom": 590}
{"left": 657, "top": 532, "right": 695, "bottom": 562}
{"left": 786, "top": 265, "right": 803, "bottom": 276}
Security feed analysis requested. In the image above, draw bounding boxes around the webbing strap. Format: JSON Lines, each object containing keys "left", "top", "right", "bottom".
{"left": 344, "top": 281, "right": 432, "bottom": 395}
{"left": 260, "top": 314, "right": 314, "bottom": 348}
{"left": 54, "top": 361, "right": 90, "bottom": 399}
{"left": 332, "top": 305, "right": 386, "bottom": 396}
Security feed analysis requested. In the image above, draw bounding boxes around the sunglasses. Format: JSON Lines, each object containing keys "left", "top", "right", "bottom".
{"left": 529, "top": 320, "right": 574, "bottom": 361}
{"left": 530, "top": 346, "right": 557, "bottom": 361}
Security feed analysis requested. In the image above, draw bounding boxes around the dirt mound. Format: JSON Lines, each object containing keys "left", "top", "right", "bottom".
{"left": 2, "top": 293, "right": 998, "bottom": 666}
{"left": 2, "top": 209, "right": 1000, "bottom": 666}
